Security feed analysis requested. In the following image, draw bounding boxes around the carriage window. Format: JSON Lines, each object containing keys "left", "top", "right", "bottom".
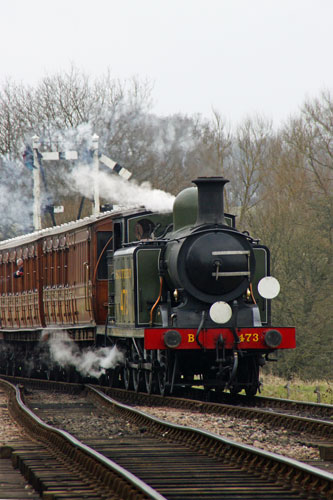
{"left": 97, "top": 232, "right": 113, "bottom": 279}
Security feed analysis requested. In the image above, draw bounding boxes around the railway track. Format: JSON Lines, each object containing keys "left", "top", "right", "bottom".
{"left": 99, "top": 386, "right": 333, "bottom": 439}
{"left": 1, "top": 379, "right": 166, "bottom": 499}
{"left": 1, "top": 377, "right": 332, "bottom": 499}
{"left": 2, "top": 375, "right": 333, "bottom": 458}
{"left": 2, "top": 374, "right": 332, "bottom": 421}
{"left": 196, "top": 388, "right": 333, "bottom": 420}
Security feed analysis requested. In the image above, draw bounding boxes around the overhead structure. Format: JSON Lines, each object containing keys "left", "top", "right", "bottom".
{"left": 31, "top": 134, "right": 132, "bottom": 231}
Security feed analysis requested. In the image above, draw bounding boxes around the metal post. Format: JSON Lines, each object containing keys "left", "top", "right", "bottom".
{"left": 284, "top": 382, "right": 290, "bottom": 399}
{"left": 32, "top": 135, "right": 41, "bottom": 231}
{"left": 92, "top": 134, "right": 100, "bottom": 216}
{"left": 314, "top": 386, "right": 321, "bottom": 403}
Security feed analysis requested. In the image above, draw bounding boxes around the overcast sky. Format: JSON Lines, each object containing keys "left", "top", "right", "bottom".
{"left": 2, "top": 0, "right": 333, "bottom": 127}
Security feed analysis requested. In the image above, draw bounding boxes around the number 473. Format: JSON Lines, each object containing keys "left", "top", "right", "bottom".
{"left": 239, "top": 333, "right": 259, "bottom": 342}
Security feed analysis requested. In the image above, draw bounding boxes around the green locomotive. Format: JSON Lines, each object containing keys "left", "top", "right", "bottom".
{"left": 107, "top": 177, "right": 295, "bottom": 396}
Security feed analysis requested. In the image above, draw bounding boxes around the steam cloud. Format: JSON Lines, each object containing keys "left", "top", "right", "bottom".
{"left": 43, "top": 331, "right": 124, "bottom": 378}
{"left": 45, "top": 123, "right": 176, "bottom": 214}
{"left": 67, "top": 164, "right": 175, "bottom": 213}
{"left": 0, "top": 157, "right": 34, "bottom": 238}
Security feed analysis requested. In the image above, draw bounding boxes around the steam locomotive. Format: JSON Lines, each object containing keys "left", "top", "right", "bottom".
{"left": 0, "top": 177, "right": 295, "bottom": 395}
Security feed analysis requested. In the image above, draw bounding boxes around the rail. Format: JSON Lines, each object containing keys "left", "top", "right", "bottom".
{"left": 0, "top": 378, "right": 167, "bottom": 500}
{"left": 87, "top": 385, "right": 333, "bottom": 499}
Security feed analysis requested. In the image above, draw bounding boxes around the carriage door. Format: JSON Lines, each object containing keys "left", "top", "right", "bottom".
{"left": 94, "top": 231, "right": 113, "bottom": 325}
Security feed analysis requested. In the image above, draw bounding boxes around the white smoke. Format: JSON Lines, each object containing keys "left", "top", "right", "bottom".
{"left": 39, "top": 122, "right": 176, "bottom": 213}
{"left": 0, "top": 157, "right": 34, "bottom": 237}
{"left": 42, "top": 331, "right": 124, "bottom": 378}
{"left": 47, "top": 123, "right": 95, "bottom": 157}
{"left": 67, "top": 164, "right": 175, "bottom": 213}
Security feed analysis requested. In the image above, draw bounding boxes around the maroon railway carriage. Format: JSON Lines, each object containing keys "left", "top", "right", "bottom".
{"left": 0, "top": 215, "right": 112, "bottom": 340}
{"left": 0, "top": 207, "right": 167, "bottom": 365}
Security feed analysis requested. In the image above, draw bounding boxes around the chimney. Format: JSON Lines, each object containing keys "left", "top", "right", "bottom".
{"left": 192, "top": 177, "right": 229, "bottom": 226}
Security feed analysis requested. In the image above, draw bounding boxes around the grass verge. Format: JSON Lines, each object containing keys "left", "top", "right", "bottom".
{"left": 259, "top": 374, "right": 333, "bottom": 404}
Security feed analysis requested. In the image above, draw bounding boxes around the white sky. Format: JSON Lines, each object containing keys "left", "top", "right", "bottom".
{"left": 1, "top": 0, "right": 333, "bottom": 127}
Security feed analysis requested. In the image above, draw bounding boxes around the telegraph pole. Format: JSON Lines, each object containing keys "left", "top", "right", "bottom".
{"left": 92, "top": 133, "right": 100, "bottom": 216}
{"left": 32, "top": 135, "right": 42, "bottom": 231}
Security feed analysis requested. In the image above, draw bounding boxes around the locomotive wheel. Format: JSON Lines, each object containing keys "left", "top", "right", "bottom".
{"left": 157, "top": 350, "right": 168, "bottom": 396}
{"left": 244, "top": 358, "right": 259, "bottom": 396}
{"left": 230, "top": 384, "right": 242, "bottom": 395}
{"left": 144, "top": 350, "right": 156, "bottom": 394}
{"left": 131, "top": 344, "right": 144, "bottom": 392}
{"left": 245, "top": 385, "right": 257, "bottom": 396}
{"left": 132, "top": 368, "right": 141, "bottom": 392}
{"left": 107, "top": 367, "right": 121, "bottom": 387}
{"left": 132, "top": 360, "right": 141, "bottom": 391}
{"left": 122, "top": 362, "right": 132, "bottom": 390}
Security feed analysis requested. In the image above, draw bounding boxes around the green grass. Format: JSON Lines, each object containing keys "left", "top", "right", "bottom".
{"left": 259, "top": 375, "right": 333, "bottom": 404}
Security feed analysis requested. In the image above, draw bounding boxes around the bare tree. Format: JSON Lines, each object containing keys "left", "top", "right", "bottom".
{"left": 285, "top": 90, "right": 333, "bottom": 270}
{"left": 228, "top": 116, "right": 273, "bottom": 226}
